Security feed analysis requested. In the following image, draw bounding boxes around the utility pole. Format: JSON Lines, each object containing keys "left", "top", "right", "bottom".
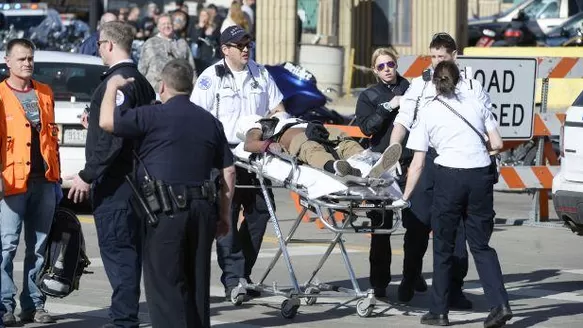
{"left": 89, "top": 0, "right": 105, "bottom": 32}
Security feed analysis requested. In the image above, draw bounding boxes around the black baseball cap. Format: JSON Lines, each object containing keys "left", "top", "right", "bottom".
{"left": 220, "top": 25, "right": 251, "bottom": 45}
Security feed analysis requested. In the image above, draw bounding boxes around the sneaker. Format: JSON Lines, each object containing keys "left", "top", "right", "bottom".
{"left": 368, "top": 143, "right": 402, "bottom": 179}
{"left": 19, "top": 308, "right": 56, "bottom": 324}
{"left": 2, "top": 312, "right": 17, "bottom": 326}
{"left": 333, "top": 160, "right": 361, "bottom": 177}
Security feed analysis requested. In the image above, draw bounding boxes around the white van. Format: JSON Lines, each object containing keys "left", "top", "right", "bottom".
{"left": 552, "top": 91, "right": 583, "bottom": 235}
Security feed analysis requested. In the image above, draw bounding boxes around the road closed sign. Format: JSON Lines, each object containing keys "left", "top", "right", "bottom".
{"left": 458, "top": 56, "right": 537, "bottom": 140}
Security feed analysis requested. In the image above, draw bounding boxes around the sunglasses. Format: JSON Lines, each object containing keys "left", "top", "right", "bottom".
{"left": 376, "top": 61, "right": 396, "bottom": 71}
{"left": 96, "top": 39, "right": 110, "bottom": 47}
{"left": 226, "top": 41, "right": 255, "bottom": 51}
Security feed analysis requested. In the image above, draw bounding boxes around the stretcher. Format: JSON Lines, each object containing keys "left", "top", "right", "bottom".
{"left": 230, "top": 145, "right": 407, "bottom": 319}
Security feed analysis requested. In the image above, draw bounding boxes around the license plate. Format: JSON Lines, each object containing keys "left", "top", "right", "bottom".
{"left": 63, "top": 126, "right": 87, "bottom": 146}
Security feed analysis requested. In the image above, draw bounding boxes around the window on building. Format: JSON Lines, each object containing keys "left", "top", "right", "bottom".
{"left": 298, "top": 0, "right": 318, "bottom": 34}
{"left": 372, "top": 0, "right": 412, "bottom": 46}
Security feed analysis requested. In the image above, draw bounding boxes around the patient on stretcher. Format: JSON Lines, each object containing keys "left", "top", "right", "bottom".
{"left": 240, "top": 113, "right": 402, "bottom": 178}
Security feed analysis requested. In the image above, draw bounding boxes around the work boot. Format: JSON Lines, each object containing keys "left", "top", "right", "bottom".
{"left": 2, "top": 312, "right": 17, "bottom": 326}
{"left": 484, "top": 304, "right": 513, "bottom": 328}
{"left": 19, "top": 308, "right": 56, "bottom": 324}
{"left": 368, "top": 143, "right": 402, "bottom": 179}
{"left": 420, "top": 312, "right": 449, "bottom": 326}
{"left": 333, "top": 160, "right": 361, "bottom": 177}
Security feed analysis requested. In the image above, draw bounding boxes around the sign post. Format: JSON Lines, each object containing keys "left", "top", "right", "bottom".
{"left": 458, "top": 56, "right": 538, "bottom": 140}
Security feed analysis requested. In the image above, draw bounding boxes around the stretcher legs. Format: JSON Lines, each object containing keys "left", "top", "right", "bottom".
{"left": 229, "top": 164, "right": 402, "bottom": 318}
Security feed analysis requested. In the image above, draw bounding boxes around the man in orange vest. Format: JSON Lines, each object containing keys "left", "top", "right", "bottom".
{"left": 0, "top": 38, "right": 60, "bottom": 325}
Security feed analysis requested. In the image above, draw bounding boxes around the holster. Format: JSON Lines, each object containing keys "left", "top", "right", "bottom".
{"left": 139, "top": 178, "right": 173, "bottom": 214}
{"left": 168, "top": 185, "right": 188, "bottom": 210}
{"left": 203, "top": 180, "right": 217, "bottom": 204}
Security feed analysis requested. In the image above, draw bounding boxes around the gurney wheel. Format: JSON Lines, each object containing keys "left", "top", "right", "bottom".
{"left": 356, "top": 299, "right": 374, "bottom": 317}
{"left": 230, "top": 289, "right": 245, "bottom": 306}
{"left": 304, "top": 287, "right": 319, "bottom": 306}
{"left": 281, "top": 299, "right": 299, "bottom": 319}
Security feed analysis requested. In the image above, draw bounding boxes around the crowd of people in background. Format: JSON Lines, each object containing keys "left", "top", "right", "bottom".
{"left": 78, "top": 0, "right": 257, "bottom": 78}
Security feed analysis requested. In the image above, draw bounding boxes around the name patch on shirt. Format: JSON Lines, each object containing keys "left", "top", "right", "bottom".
{"left": 198, "top": 76, "right": 212, "bottom": 90}
{"left": 116, "top": 90, "right": 125, "bottom": 106}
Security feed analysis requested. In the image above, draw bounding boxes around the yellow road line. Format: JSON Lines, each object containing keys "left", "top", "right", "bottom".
{"left": 78, "top": 216, "right": 404, "bottom": 255}
{"left": 263, "top": 236, "right": 404, "bottom": 255}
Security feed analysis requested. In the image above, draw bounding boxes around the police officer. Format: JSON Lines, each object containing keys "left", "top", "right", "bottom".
{"left": 100, "top": 59, "right": 234, "bottom": 328}
{"left": 389, "top": 33, "right": 491, "bottom": 307}
{"left": 190, "top": 25, "right": 285, "bottom": 299}
{"left": 354, "top": 47, "right": 411, "bottom": 298}
{"left": 396, "top": 60, "right": 512, "bottom": 327}
{"left": 65, "top": 21, "right": 156, "bottom": 328}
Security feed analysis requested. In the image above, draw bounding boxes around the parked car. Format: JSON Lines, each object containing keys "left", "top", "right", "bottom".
{"left": 0, "top": 51, "right": 106, "bottom": 190}
{"left": 552, "top": 91, "right": 583, "bottom": 235}
{"left": 542, "top": 11, "right": 583, "bottom": 45}
{"left": 468, "top": 0, "right": 580, "bottom": 46}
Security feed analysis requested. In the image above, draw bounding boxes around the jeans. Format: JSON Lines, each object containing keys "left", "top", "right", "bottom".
{"left": 0, "top": 181, "right": 56, "bottom": 314}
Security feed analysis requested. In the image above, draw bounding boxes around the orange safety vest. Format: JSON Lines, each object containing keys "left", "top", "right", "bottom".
{"left": 0, "top": 80, "right": 60, "bottom": 196}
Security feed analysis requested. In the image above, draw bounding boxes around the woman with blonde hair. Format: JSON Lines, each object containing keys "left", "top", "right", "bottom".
{"left": 220, "top": 1, "right": 250, "bottom": 33}
{"left": 354, "top": 47, "right": 413, "bottom": 298}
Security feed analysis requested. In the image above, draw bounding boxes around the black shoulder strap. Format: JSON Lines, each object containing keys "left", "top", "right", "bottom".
{"left": 412, "top": 81, "right": 429, "bottom": 124}
{"left": 434, "top": 97, "right": 488, "bottom": 150}
{"left": 270, "top": 121, "right": 305, "bottom": 142}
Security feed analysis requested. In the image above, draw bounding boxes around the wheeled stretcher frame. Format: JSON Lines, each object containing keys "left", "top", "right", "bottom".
{"left": 230, "top": 151, "right": 405, "bottom": 319}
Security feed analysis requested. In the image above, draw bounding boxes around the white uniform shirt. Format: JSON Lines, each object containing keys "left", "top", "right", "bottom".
{"left": 190, "top": 60, "right": 284, "bottom": 144}
{"left": 406, "top": 94, "right": 499, "bottom": 169}
{"left": 395, "top": 70, "right": 492, "bottom": 131}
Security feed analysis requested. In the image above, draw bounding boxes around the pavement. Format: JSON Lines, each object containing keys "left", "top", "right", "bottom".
{"left": 328, "top": 96, "right": 358, "bottom": 116}
{"left": 8, "top": 190, "right": 583, "bottom": 327}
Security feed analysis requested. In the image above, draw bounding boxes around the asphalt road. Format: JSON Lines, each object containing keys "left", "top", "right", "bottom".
{"left": 9, "top": 190, "right": 583, "bottom": 328}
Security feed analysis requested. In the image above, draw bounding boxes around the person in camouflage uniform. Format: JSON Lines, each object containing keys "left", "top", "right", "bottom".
{"left": 138, "top": 14, "right": 196, "bottom": 90}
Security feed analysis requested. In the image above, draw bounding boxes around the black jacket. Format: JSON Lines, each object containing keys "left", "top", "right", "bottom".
{"left": 79, "top": 62, "right": 156, "bottom": 185}
{"left": 355, "top": 75, "right": 410, "bottom": 156}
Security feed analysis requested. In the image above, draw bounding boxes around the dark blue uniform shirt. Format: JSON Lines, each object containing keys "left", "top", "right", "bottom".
{"left": 112, "top": 95, "right": 233, "bottom": 185}
{"left": 81, "top": 61, "right": 156, "bottom": 184}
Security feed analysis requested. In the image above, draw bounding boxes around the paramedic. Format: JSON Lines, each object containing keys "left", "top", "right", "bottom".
{"left": 354, "top": 47, "right": 410, "bottom": 298}
{"left": 190, "top": 25, "right": 285, "bottom": 299}
{"left": 0, "top": 38, "right": 59, "bottom": 325}
{"left": 66, "top": 22, "right": 156, "bottom": 328}
{"left": 389, "top": 33, "right": 490, "bottom": 307}
{"left": 99, "top": 59, "right": 235, "bottom": 328}
{"left": 397, "top": 60, "right": 511, "bottom": 328}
